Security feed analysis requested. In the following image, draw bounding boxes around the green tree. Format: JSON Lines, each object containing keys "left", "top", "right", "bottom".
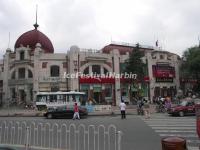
{"left": 125, "top": 43, "right": 146, "bottom": 98}
{"left": 181, "top": 46, "right": 200, "bottom": 92}
{"left": 125, "top": 43, "right": 145, "bottom": 80}
{"left": 181, "top": 46, "right": 200, "bottom": 78}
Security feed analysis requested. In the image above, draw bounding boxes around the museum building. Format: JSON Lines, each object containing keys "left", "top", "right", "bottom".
{"left": 0, "top": 23, "right": 181, "bottom": 107}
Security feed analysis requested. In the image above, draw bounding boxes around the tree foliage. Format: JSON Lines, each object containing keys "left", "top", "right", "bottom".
{"left": 181, "top": 46, "right": 200, "bottom": 93}
{"left": 181, "top": 46, "right": 200, "bottom": 78}
{"left": 125, "top": 43, "right": 146, "bottom": 80}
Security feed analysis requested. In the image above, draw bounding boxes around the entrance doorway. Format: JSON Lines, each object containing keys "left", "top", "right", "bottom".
{"left": 94, "top": 92, "right": 101, "bottom": 104}
{"left": 19, "top": 90, "right": 26, "bottom": 104}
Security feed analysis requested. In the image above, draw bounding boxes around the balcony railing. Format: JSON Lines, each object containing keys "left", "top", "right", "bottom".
{"left": 80, "top": 48, "right": 101, "bottom": 53}
{"left": 39, "top": 77, "right": 66, "bottom": 83}
{"left": 8, "top": 78, "right": 33, "bottom": 85}
{"left": 11, "top": 59, "right": 32, "bottom": 65}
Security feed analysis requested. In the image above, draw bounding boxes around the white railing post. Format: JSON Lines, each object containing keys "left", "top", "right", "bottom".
{"left": 25, "top": 127, "right": 30, "bottom": 150}
{"left": 117, "top": 131, "right": 122, "bottom": 150}
{"left": 0, "top": 122, "right": 121, "bottom": 150}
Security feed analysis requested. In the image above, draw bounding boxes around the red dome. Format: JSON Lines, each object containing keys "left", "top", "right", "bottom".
{"left": 15, "top": 29, "right": 54, "bottom": 53}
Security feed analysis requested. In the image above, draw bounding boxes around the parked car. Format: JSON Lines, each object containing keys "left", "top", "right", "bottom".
{"left": 44, "top": 106, "right": 88, "bottom": 119}
{"left": 0, "top": 146, "right": 16, "bottom": 150}
{"left": 168, "top": 100, "right": 196, "bottom": 117}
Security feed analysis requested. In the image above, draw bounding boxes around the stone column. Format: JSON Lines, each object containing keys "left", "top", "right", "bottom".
{"left": 146, "top": 52, "right": 154, "bottom": 102}
{"left": 111, "top": 49, "right": 121, "bottom": 106}
{"left": 174, "top": 57, "right": 180, "bottom": 92}
{"left": 100, "top": 66, "right": 104, "bottom": 75}
{"left": 3, "top": 48, "right": 11, "bottom": 106}
{"left": 33, "top": 43, "right": 43, "bottom": 102}
{"left": 25, "top": 85, "right": 30, "bottom": 104}
{"left": 68, "top": 46, "right": 80, "bottom": 91}
{"left": 89, "top": 65, "right": 92, "bottom": 74}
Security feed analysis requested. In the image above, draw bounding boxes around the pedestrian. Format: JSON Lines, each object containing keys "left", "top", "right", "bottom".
{"left": 165, "top": 97, "right": 172, "bottom": 111}
{"left": 137, "top": 98, "right": 144, "bottom": 115}
{"left": 119, "top": 100, "right": 126, "bottom": 119}
{"left": 143, "top": 100, "right": 150, "bottom": 119}
{"left": 73, "top": 102, "right": 80, "bottom": 120}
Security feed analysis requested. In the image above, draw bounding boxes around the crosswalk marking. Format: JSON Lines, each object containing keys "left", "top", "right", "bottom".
{"left": 155, "top": 130, "right": 196, "bottom": 133}
{"left": 188, "top": 146, "right": 199, "bottom": 150}
{"left": 141, "top": 115, "right": 199, "bottom": 150}
{"left": 152, "top": 127, "right": 196, "bottom": 130}
{"left": 159, "top": 133, "right": 198, "bottom": 138}
{"left": 149, "top": 124, "right": 196, "bottom": 127}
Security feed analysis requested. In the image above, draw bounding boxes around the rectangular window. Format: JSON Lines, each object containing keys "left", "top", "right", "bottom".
{"left": 51, "top": 66, "right": 60, "bottom": 77}
{"left": 63, "top": 62, "right": 67, "bottom": 68}
{"left": 20, "top": 51, "right": 24, "bottom": 60}
{"left": 51, "top": 87, "right": 59, "bottom": 92}
{"left": 0, "top": 80, "right": 3, "bottom": 87}
{"left": 42, "top": 62, "right": 48, "bottom": 68}
{"left": 105, "top": 84, "right": 112, "bottom": 97}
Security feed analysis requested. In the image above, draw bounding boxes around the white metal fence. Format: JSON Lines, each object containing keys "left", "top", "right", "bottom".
{"left": 0, "top": 121, "right": 122, "bottom": 150}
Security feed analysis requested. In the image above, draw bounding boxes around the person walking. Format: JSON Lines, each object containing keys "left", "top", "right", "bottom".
{"left": 143, "top": 100, "right": 150, "bottom": 119}
{"left": 73, "top": 102, "right": 80, "bottom": 120}
{"left": 119, "top": 100, "right": 126, "bottom": 119}
{"left": 137, "top": 98, "right": 144, "bottom": 115}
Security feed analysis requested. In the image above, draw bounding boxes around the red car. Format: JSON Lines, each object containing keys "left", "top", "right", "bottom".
{"left": 168, "top": 100, "right": 195, "bottom": 117}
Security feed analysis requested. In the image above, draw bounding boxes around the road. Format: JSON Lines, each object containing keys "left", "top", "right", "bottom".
{"left": 0, "top": 113, "right": 198, "bottom": 150}
{"left": 141, "top": 113, "right": 199, "bottom": 150}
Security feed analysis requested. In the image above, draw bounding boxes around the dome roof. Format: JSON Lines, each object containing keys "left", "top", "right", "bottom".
{"left": 15, "top": 29, "right": 54, "bottom": 53}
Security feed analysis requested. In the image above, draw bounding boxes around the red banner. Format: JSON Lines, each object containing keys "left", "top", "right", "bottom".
{"left": 152, "top": 65, "right": 175, "bottom": 78}
{"left": 79, "top": 77, "right": 115, "bottom": 84}
{"left": 79, "top": 76, "right": 149, "bottom": 84}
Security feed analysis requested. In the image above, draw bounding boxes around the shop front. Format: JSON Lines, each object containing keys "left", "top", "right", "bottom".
{"left": 152, "top": 64, "right": 176, "bottom": 99}
{"left": 154, "top": 86, "right": 176, "bottom": 98}
{"left": 79, "top": 77, "right": 115, "bottom": 105}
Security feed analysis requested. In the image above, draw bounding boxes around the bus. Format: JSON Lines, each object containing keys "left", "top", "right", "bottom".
{"left": 36, "top": 91, "right": 87, "bottom": 110}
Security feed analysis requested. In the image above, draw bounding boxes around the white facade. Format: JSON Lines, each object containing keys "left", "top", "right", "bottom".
{"left": 0, "top": 28, "right": 181, "bottom": 107}
{"left": 146, "top": 50, "right": 181, "bottom": 101}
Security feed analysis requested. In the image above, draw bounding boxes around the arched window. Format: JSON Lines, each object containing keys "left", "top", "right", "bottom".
{"left": 28, "top": 70, "right": 33, "bottom": 78}
{"left": 104, "top": 68, "right": 108, "bottom": 75}
{"left": 92, "top": 65, "right": 101, "bottom": 75}
{"left": 83, "top": 67, "right": 89, "bottom": 75}
{"left": 50, "top": 65, "right": 60, "bottom": 77}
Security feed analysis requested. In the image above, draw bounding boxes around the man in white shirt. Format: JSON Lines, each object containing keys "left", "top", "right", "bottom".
{"left": 119, "top": 100, "right": 126, "bottom": 119}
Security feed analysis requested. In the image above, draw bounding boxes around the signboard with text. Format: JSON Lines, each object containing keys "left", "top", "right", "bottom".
{"left": 156, "top": 77, "right": 173, "bottom": 83}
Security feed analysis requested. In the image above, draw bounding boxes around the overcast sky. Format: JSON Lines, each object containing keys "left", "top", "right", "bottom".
{"left": 0, "top": 0, "right": 200, "bottom": 57}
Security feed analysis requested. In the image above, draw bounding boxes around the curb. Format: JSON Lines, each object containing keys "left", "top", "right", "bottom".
{"left": 0, "top": 111, "right": 138, "bottom": 117}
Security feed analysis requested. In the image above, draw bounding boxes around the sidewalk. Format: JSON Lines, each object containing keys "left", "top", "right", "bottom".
{"left": 0, "top": 105, "right": 157, "bottom": 117}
